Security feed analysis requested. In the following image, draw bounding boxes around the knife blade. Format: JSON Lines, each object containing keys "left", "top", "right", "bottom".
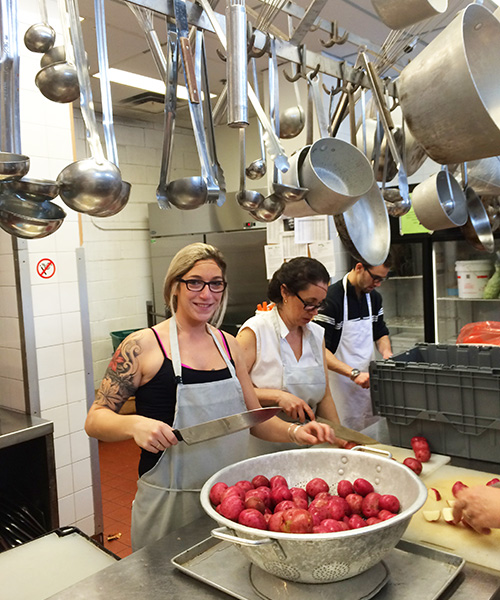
{"left": 173, "top": 407, "right": 282, "bottom": 445}
{"left": 317, "top": 418, "right": 379, "bottom": 445}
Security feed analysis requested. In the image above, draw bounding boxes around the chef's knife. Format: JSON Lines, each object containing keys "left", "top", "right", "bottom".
{"left": 173, "top": 407, "right": 282, "bottom": 445}
{"left": 317, "top": 417, "right": 379, "bottom": 445}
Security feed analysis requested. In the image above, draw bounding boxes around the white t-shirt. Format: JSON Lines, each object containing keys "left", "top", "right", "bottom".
{"left": 239, "top": 307, "right": 325, "bottom": 390}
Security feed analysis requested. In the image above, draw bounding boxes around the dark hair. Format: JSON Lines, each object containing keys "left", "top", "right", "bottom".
{"left": 268, "top": 257, "right": 330, "bottom": 304}
{"left": 353, "top": 252, "right": 393, "bottom": 270}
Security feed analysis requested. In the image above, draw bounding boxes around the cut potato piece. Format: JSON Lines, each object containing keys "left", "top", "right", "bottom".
{"left": 422, "top": 510, "right": 441, "bottom": 522}
{"left": 427, "top": 487, "right": 441, "bottom": 501}
{"left": 442, "top": 507, "right": 455, "bottom": 524}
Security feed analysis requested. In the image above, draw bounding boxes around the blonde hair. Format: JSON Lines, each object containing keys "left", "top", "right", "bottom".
{"left": 163, "top": 243, "right": 228, "bottom": 328}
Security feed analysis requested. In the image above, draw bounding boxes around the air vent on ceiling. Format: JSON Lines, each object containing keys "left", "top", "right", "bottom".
{"left": 119, "top": 91, "right": 165, "bottom": 114}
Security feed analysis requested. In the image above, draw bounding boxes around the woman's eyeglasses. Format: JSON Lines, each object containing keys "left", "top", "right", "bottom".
{"left": 294, "top": 291, "right": 326, "bottom": 312}
{"left": 178, "top": 279, "right": 227, "bottom": 293}
{"left": 364, "top": 267, "right": 389, "bottom": 284}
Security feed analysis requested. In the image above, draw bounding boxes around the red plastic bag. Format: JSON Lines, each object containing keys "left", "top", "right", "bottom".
{"left": 456, "top": 321, "right": 500, "bottom": 346}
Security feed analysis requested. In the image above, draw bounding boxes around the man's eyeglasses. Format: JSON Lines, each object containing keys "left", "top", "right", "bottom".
{"left": 295, "top": 291, "right": 326, "bottom": 312}
{"left": 364, "top": 266, "right": 389, "bottom": 284}
{"left": 178, "top": 279, "right": 227, "bottom": 293}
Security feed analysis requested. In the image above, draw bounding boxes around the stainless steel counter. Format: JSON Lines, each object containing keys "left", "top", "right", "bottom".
{"left": 0, "top": 406, "right": 53, "bottom": 449}
{"left": 47, "top": 515, "right": 500, "bottom": 600}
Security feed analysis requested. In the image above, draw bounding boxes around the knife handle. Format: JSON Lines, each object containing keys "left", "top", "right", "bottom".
{"left": 173, "top": 429, "right": 184, "bottom": 442}
{"left": 179, "top": 37, "right": 199, "bottom": 104}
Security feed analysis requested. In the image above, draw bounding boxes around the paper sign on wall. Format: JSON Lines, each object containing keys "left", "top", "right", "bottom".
{"left": 294, "top": 216, "right": 329, "bottom": 244}
{"left": 264, "top": 244, "right": 284, "bottom": 279}
{"left": 309, "top": 241, "right": 335, "bottom": 277}
{"left": 280, "top": 232, "right": 308, "bottom": 260}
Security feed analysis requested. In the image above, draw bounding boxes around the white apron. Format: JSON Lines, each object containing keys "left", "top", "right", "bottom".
{"left": 131, "top": 315, "right": 248, "bottom": 551}
{"left": 248, "top": 308, "right": 326, "bottom": 457}
{"left": 328, "top": 274, "right": 378, "bottom": 431}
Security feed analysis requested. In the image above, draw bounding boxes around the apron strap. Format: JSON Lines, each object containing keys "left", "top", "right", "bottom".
{"left": 341, "top": 274, "right": 373, "bottom": 341}
{"left": 169, "top": 313, "right": 237, "bottom": 383}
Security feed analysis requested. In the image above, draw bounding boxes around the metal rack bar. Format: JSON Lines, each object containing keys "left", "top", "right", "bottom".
{"left": 125, "top": 0, "right": 395, "bottom": 93}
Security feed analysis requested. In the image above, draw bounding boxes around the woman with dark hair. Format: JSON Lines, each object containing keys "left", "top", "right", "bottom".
{"left": 237, "top": 257, "right": 343, "bottom": 456}
{"left": 85, "top": 244, "right": 335, "bottom": 550}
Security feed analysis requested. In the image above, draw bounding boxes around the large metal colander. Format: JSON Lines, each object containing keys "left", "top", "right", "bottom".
{"left": 200, "top": 448, "right": 427, "bottom": 584}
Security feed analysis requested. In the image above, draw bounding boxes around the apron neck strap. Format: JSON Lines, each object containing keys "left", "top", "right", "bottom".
{"left": 342, "top": 273, "right": 373, "bottom": 319}
{"left": 169, "top": 313, "right": 237, "bottom": 382}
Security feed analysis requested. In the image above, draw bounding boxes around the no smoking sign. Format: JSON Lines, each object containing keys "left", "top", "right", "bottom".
{"left": 36, "top": 258, "right": 56, "bottom": 279}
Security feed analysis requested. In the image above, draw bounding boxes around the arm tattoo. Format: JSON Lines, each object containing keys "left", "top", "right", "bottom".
{"left": 95, "top": 333, "right": 143, "bottom": 412}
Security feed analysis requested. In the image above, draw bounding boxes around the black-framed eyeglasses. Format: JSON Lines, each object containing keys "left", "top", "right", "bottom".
{"left": 295, "top": 291, "right": 326, "bottom": 312}
{"left": 364, "top": 266, "right": 389, "bottom": 284}
{"left": 178, "top": 279, "right": 227, "bottom": 293}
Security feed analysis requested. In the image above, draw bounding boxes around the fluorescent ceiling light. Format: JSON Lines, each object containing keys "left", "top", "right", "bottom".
{"left": 94, "top": 68, "right": 215, "bottom": 100}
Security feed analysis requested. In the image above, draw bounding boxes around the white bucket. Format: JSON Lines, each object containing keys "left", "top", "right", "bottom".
{"left": 455, "top": 260, "right": 492, "bottom": 298}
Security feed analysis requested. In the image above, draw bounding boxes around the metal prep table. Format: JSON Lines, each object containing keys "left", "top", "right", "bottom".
{"left": 47, "top": 514, "right": 500, "bottom": 600}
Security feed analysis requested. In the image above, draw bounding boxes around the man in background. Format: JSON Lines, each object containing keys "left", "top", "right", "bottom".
{"left": 315, "top": 259, "right": 392, "bottom": 431}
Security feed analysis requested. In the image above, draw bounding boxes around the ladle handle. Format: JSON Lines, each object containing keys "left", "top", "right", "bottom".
{"left": 0, "top": 0, "right": 21, "bottom": 154}
{"left": 57, "top": 0, "right": 74, "bottom": 64}
{"left": 239, "top": 128, "right": 246, "bottom": 192}
{"left": 94, "top": 0, "right": 118, "bottom": 166}
{"left": 308, "top": 73, "right": 328, "bottom": 139}
{"left": 66, "top": 0, "right": 106, "bottom": 163}
{"left": 251, "top": 57, "right": 266, "bottom": 162}
{"left": 39, "top": 0, "right": 49, "bottom": 25}
{"left": 126, "top": 4, "right": 167, "bottom": 80}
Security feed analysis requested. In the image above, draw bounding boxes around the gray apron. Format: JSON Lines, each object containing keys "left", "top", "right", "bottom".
{"left": 248, "top": 308, "right": 326, "bottom": 457}
{"left": 131, "top": 315, "right": 248, "bottom": 551}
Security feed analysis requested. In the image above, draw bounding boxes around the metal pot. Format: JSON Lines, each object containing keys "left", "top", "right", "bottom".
{"left": 454, "top": 157, "right": 500, "bottom": 196}
{"left": 372, "top": 0, "right": 447, "bottom": 30}
{"left": 334, "top": 182, "right": 390, "bottom": 265}
{"left": 398, "top": 4, "right": 500, "bottom": 164}
{"left": 282, "top": 146, "right": 319, "bottom": 218}
{"left": 300, "top": 138, "right": 374, "bottom": 215}
{"left": 411, "top": 170, "right": 468, "bottom": 230}
{"left": 461, "top": 187, "right": 495, "bottom": 253}
{"left": 201, "top": 448, "right": 427, "bottom": 584}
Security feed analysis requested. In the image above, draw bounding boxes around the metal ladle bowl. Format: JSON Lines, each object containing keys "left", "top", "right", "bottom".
{"left": 249, "top": 194, "right": 285, "bottom": 222}
{"left": 24, "top": 23, "right": 55, "bottom": 53}
{"left": 279, "top": 104, "right": 305, "bottom": 139}
{"left": 166, "top": 177, "right": 208, "bottom": 210}
{"left": 0, "top": 193, "right": 66, "bottom": 239}
{"left": 5, "top": 177, "right": 59, "bottom": 201}
{"left": 90, "top": 180, "right": 131, "bottom": 217}
{"left": 0, "top": 153, "right": 30, "bottom": 182}
{"left": 40, "top": 45, "right": 67, "bottom": 67}
{"left": 245, "top": 158, "right": 266, "bottom": 181}
{"left": 57, "top": 158, "right": 125, "bottom": 215}
{"left": 35, "top": 62, "right": 80, "bottom": 103}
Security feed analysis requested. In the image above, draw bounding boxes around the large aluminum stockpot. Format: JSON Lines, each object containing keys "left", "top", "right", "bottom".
{"left": 372, "top": 0, "right": 447, "bottom": 30}
{"left": 300, "top": 138, "right": 374, "bottom": 215}
{"left": 200, "top": 448, "right": 427, "bottom": 584}
{"left": 398, "top": 4, "right": 500, "bottom": 164}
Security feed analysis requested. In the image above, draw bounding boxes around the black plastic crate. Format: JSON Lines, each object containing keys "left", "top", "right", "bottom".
{"left": 370, "top": 343, "right": 500, "bottom": 462}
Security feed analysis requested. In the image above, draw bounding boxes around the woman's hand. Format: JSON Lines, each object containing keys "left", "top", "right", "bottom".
{"left": 277, "top": 391, "right": 316, "bottom": 422}
{"left": 452, "top": 486, "right": 500, "bottom": 534}
{"left": 132, "top": 416, "right": 179, "bottom": 454}
{"left": 293, "top": 421, "right": 339, "bottom": 446}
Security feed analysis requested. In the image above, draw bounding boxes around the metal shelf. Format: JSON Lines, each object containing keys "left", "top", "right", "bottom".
{"left": 386, "top": 317, "right": 424, "bottom": 330}
{"left": 436, "top": 297, "right": 500, "bottom": 302}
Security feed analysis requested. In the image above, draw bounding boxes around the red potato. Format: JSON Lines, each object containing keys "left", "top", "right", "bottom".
{"left": 403, "top": 457, "right": 423, "bottom": 475}
{"left": 309, "top": 505, "right": 331, "bottom": 526}
{"left": 487, "top": 478, "right": 500, "bottom": 487}
{"left": 306, "top": 478, "right": 330, "bottom": 498}
{"left": 348, "top": 514, "right": 367, "bottom": 529}
{"left": 328, "top": 496, "right": 350, "bottom": 520}
{"left": 353, "top": 478, "right": 374, "bottom": 497}
{"left": 209, "top": 482, "right": 228, "bottom": 506}
{"left": 270, "top": 475, "right": 288, "bottom": 489}
{"left": 366, "top": 517, "right": 382, "bottom": 526}
{"left": 314, "top": 491, "right": 332, "bottom": 502}
{"left": 293, "top": 497, "right": 309, "bottom": 510}
{"left": 313, "top": 524, "right": 331, "bottom": 533}
{"left": 252, "top": 475, "right": 270, "bottom": 488}
{"left": 274, "top": 500, "right": 296, "bottom": 513}
{"left": 379, "top": 494, "right": 400, "bottom": 513}
{"left": 290, "top": 487, "right": 308, "bottom": 501}
{"left": 270, "top": 486, "right": 293, "bottom": 507}
{"left": 218, "top": 495, "right": 245, "bottom": 521}
{"left": 320, "top": 519, "right": 348, "bottom": 532}
{"left": 452, "top": 481, "right": 468, "bottom": 498}
{"left": 337, "top": 480, "right": 355, "bottom": 498}
{"left": 411, "top": 436, "right": 431, "bottom": 463}
{"left": 236, "top": 480, "right": 254, "bottom": 493}
{"left": 268, "top": 511, "right": 285, "bottom": 532}
{"left": 344, "top": 442, "right": 358, "bottom": 450}
{"left": 362, "top": 492, "right": 381, "bottom": 518}
{"left": 244, "top": 494, "right": 266, "bottom": 514}
{"left": 281, "top": 508, "right": 314, "bottom": 533}
{"left": 255, "top": 486, "right": 272, "bottom": 508}
{"left": 378, "top": 509, "right": 396, "bottom": 521}
{"left": 221, "top": 485, "right": 245, "bottom": 502}
{"left": 238, "top": 508, "right": 268, "bottom": 530}
{"left": 345, "top": 493, "right": 364, "bottom": 514}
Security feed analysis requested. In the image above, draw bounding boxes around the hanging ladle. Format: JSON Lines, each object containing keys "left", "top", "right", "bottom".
{"left": 237, "top": 128, "right": 265, "bottom": 210}
{"left": 24, "top": 0, "right": 56, "bottom": 53}
{"left": 245, "top": 57, "right": 267, "bottom": 181}
{"left": 57, "top": 0, "right": 124, "bottom": 215}
{"left": 279, "top": 16, "right": 305, "bottom": 139}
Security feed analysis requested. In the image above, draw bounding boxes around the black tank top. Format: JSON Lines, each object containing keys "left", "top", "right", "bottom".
{"left": 135, "top": 327, "right": 234, "bottom": 476}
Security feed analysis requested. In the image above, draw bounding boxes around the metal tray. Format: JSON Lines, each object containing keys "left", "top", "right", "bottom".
{"left": 171, "top": 536, "right": 465, "bottom": 600}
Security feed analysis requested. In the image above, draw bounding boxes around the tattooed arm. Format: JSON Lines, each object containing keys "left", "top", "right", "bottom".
{"left": 85, "top": 329, "right": 179, "bottom": 452}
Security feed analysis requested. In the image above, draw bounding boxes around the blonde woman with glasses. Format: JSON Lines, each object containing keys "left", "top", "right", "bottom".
{"left": 85, "top": 243, "right": 336, "bottom": 551}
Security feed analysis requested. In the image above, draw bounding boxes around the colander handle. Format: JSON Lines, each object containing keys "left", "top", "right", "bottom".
{"left": 352, "top": 446, "right": 393, "bottom": 459}
{"left": 211, "top": 527, "right": 275, "bottom": 547}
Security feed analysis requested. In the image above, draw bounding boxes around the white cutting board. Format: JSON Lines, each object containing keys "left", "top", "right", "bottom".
{"left": 368, "top": 444, "right": 451, "bottom": 478}
{"left": 402, "top": 464, "right": 500, "bottom": 572}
